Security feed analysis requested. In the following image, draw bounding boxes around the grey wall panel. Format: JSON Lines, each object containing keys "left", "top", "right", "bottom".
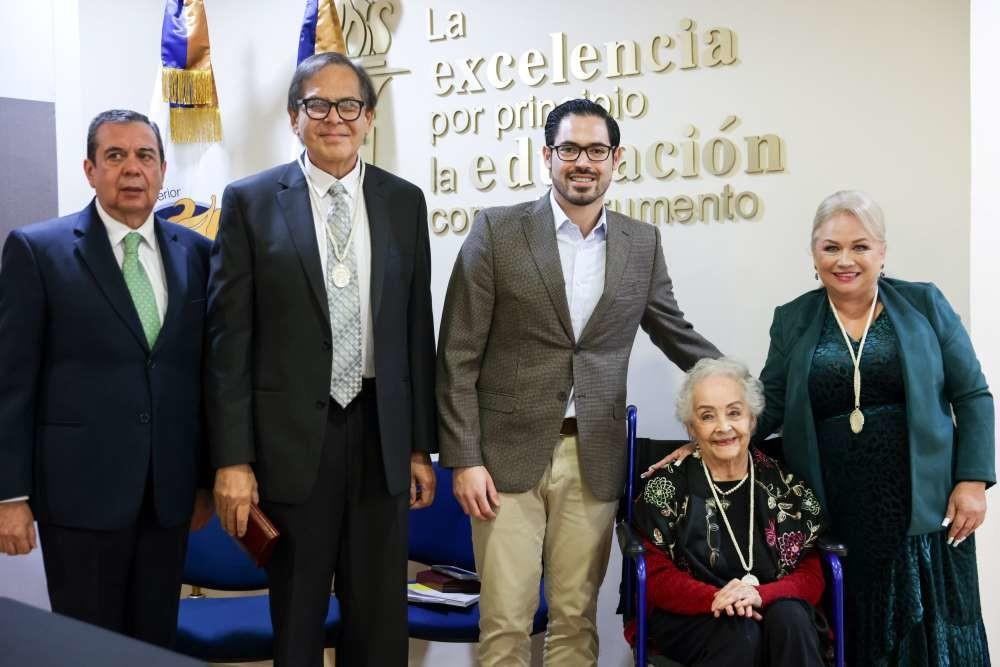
{"left": 0, "top": 97, "right": 58, "bottom": 251}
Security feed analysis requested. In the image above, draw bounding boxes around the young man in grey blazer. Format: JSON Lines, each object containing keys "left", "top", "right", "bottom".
{"left": 437, "top": 99, "right": 720, "bottom": 666}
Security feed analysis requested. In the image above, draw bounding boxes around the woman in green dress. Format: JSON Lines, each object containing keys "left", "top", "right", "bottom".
{"left": 652, "top": 190, "right": 993, "bottom": 664}
{"left": 757, "top": 190, "right": 994, "bottom": 664}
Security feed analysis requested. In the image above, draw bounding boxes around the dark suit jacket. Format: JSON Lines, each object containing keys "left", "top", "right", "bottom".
{"left": 205, "top": 161, "right": 437, "bottom": 503}
{"left": 757, "top": 278, "right": 995, "bottom": 535}
{"left": 0, "top": 201, "right": 211, "bottom": 530}
{"left": 437, "top": 194, "right": 720, "bottom": 501}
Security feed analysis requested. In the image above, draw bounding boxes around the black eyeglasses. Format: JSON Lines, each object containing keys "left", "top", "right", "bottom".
{"left": 549, "top": 143, "right": 614, "bottom": 162}
{"left": 299, "top": 97, "right": 366, "bottom": 121}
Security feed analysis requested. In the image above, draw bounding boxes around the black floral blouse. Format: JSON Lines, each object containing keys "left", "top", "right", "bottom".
{"left": 636, "top": 446, "right": 827, "bottom": 585}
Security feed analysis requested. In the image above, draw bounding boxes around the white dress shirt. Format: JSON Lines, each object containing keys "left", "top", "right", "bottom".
{"left": 1, "top": 201, "right": 169, "bottom": 504}
{"left": 300, "top": 153, "right": 376, "bottom": 378}
{"left": 550, "top": 190, "right": 607, "bottom": 418}
{"left": 96, "top": 199, "right": 169, "bottom": 323}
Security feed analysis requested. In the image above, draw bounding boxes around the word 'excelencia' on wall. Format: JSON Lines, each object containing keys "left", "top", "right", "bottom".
{"left": 424, "top": 9, "right": 786, "bottom": 236}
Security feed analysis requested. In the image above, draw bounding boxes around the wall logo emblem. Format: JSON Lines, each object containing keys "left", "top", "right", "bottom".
{"left": 339, "top": 0, "right": 409, "bottom": 165}
{"left": 158, "top": 195, "right": 220, "bottom": 239}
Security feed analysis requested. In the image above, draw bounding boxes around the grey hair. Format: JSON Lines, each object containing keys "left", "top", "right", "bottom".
{"left": 811, "top": 189, "right": 886, "bottom": 247}
{"left": 87, "top": 109, "right": 164, "bottom": 164}
{"left": 675, "top": 357, "right": 765, "bottom": 427}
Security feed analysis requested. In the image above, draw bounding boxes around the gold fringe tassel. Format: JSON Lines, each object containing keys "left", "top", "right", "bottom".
{"left": 162, "top": 67, "right": 216, "bottom": 105}
{"left": 169, "top": 106, "right": 223, "bottom": 144}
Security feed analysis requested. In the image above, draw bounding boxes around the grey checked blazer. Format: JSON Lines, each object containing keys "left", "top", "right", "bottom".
{"left": 437, "top": 193, "right": 720, "bottom": 501}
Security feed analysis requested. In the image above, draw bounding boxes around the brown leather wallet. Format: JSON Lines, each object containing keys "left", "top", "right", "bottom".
{"left": 236, "top": 504, "right": 280, "bottom": 568}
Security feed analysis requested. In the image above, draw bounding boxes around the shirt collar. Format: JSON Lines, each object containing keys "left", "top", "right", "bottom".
{"left": 303, "top": 152, "right": 362, "bottom": 199}
{"left": 549, "top": 189, "right": 607, "bottom": 240}
{"left": 94, "top": 199, "right": 157, "bottom": 250}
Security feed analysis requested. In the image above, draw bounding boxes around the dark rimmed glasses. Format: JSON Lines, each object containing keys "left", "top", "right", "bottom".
{"left": 549, "top": 143, "right": 614, "bottom": 162}
{"left": 299, "top": 97, "right": 366, "bottom": 121}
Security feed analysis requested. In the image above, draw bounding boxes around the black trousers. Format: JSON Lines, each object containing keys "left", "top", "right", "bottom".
{"left": 38, "top": 479, "right": 189, "bottom": 649}
{"left": 262, "top": 380, "right": 409, "bottom": 667}
{"left": 648, "top": 599, "right": 825, "bottom": 667}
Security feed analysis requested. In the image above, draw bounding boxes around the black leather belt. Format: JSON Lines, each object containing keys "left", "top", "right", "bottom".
{"left": 560, "top": 417, "right": 578, "bottom": 436}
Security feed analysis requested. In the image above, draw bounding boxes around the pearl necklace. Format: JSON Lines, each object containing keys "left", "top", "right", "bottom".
{"left": 712, "top": 473, "right": 750, "bottom": 496}
{"left": 702, "top": 453, "right": 758, "bottom": 586}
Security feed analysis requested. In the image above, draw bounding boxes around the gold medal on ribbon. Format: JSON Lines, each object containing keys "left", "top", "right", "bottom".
{"left": 849, "top": 408, "right": 865, "bottom": 434}
{"left": 828, "top": 288, "right": 879, "bottom": 436}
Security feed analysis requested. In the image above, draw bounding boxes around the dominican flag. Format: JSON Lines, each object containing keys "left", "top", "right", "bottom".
{"left": 298, "top": 0, "right": 347, "bottom": 63}
{"left": 149, "top": 0, "right": 229, "bottom": 239}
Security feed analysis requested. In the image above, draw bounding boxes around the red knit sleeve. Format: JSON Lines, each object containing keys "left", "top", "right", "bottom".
{"left": 757, "top": 550, "right": 825, "bottom": 607}
{"left": 644, "top": 539, "right": 719, "bottom": 615}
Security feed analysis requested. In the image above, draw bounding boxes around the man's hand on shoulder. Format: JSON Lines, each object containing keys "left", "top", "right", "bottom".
{"left": 409, "top": 452, "right": 436, "bottom": 510}
{"left": 452, "top": 466, "right": 500, "bottom": 521}
{"left": 213, "top": 464, "right": 258, "bottom": 538}
{"left": 0, "top": 501, "right": 36, "bottom": 555}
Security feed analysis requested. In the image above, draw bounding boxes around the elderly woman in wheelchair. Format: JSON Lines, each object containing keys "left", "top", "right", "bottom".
{"left": 626, "top": 357, "right": 828, "bottom": 666}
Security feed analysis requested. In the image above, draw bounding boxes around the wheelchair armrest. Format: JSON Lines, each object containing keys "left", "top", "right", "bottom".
{"left": 817, "top": 536, "right": 848, "bottom": 557}
{"left": 616, "top": 520, "right": 645, "bottom": 558}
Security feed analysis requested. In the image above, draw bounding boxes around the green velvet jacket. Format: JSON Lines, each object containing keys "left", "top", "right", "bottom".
{"left": 756, "top": 278, "right": 995, "bottom": 536}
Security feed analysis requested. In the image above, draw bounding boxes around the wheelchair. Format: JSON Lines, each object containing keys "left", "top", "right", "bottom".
{"left": 618, "top": 406, "right": 847, "bottom": 667}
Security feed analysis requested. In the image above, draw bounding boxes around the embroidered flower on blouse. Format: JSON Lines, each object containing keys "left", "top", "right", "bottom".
{"left": 778, "top": 531, "right": 805, "bottom": 568}
{"left": 765, "top": 519, "right": 777, "bottom": 548}
{"left": 800, "top": 488, "right": 821, "bottom": 516}
{"left": 752, "top": 448, "right": 775, "bottom": 469}
{"left": 643, "top": 476, "right": 676, "bottom": 508}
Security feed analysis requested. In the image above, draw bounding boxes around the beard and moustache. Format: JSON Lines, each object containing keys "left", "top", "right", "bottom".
{"left": 551, "top": 166, "right": 611, "bottom": 207}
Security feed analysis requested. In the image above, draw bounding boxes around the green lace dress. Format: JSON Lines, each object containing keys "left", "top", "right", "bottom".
{"left": 808, "top": 308, "right": 990, "bottom": 666}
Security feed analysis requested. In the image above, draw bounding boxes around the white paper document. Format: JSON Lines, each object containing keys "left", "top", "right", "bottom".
{"left": 407, "top": 583, "right": 479, "bottom": 608}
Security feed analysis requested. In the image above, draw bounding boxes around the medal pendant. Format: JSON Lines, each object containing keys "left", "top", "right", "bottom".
{"left": 332, "top": 263, "right": 351, "bottom": 288}
{"left": 741, "top": 573, "right": 760, "bottom": 586}
{"left": 849, "top": 408, "right": 865, "bottom": 434}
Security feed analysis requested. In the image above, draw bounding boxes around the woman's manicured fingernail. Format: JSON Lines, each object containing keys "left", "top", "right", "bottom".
{"left": 947, "top": 537, "right": 955, "bottom": 546}
{"left": 942, "top": 517, "right": 952, "bottom": 527}
{"left": 954, "top": 537, "right": 965, "bottom": 547}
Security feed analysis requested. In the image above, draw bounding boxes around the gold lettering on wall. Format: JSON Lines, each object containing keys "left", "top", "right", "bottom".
{"left": 423, "top": 10, "right": 784, "bottom": 235}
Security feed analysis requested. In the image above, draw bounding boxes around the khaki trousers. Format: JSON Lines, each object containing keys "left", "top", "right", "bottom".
{"left": 471, "top": 434, "right": 618, "bottom": 667}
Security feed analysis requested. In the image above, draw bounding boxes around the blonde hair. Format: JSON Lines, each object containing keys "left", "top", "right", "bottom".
{"left": 811, "top": 190, "right": 886, "bottom": 247}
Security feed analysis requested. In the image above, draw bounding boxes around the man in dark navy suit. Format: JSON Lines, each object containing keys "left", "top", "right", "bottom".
{"left": 207, "top": 52, "right": 437, "bottom": 667}
{"left": 0, "top": 109, "right": 212, "bottom": 648}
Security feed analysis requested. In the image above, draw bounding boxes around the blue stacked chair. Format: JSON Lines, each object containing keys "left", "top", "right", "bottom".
{"left": 175, "top": 514, "right": 341, "bottom": 662}
{"left": 407, "top": 462, "right": 548, "bottom": 642}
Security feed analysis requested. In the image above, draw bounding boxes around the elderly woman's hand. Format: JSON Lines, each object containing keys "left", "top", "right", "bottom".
{"left": 711, "top": 579, "right": 762, "bottom": 619}
{"left": 640, "top": 442, "right": 697, "bottom": 479}
{"left": 944, "top": 481, "right": 987, "bottom": 546}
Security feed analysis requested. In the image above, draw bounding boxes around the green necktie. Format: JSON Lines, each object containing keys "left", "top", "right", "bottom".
{"left": 122, "top": 231, "right": 161, "bottom": 347}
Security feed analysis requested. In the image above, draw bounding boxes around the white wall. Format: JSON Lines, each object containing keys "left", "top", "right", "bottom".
{"left": 0, "top": 0, "right": 55, "bottom": 103}
{"left": 1, "top": 1, "right": 994, "bottom": 664}
{"left": 970, "top": 0, "right": 1000, "bottom": 651}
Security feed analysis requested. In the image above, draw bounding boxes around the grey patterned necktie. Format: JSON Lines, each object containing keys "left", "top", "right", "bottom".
{"left": 325, "top": 180, "right": 363, "bottom": 407}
